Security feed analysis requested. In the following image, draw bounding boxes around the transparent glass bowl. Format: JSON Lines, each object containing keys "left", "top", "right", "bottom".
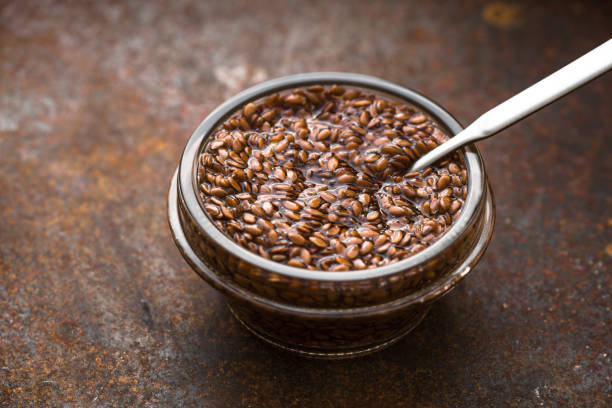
{"left": 168, "top": 73, "right": 495, "bottom": 358}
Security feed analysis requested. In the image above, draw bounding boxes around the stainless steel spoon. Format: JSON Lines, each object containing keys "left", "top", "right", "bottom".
{"left": 409, "top": 38, "right": 612, "bottom": 172}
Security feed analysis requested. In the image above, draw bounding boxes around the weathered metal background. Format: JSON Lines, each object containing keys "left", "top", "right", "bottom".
{"left": 1, "top": 0, "right": 610, "bottom": 406}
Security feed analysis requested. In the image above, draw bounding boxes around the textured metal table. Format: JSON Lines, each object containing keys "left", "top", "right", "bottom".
{"left": 1, "top": 1, "right": 610, "bottom": 406}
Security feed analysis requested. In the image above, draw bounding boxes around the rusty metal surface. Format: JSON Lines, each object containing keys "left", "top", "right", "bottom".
{"left": 1, "top": 0, "right": 610, "bottom": 406}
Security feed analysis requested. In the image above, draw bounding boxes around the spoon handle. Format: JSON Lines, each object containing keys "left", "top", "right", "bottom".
{"left": 410, "top": 38, "right": 612, "bottom": 172}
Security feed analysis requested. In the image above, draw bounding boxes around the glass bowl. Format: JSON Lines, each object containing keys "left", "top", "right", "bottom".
{"left": 168, "top": 72, "right": 495, "bottom": 359}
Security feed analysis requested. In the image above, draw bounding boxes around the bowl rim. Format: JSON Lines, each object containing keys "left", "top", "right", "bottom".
{"left": 178, "top": 72, "right": 485, "bottom": 282}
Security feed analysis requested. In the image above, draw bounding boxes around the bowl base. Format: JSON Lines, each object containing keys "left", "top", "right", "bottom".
{"left": 227, "top": 303, "right": 430, "bottom": 360}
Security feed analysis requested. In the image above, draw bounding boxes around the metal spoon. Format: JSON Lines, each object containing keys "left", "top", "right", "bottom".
{"left": 410, "top": 38, "right": 612, "bottom": 172}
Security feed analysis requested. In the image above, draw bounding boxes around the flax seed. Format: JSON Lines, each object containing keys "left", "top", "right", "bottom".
{"left": 449, "top": 200, "right": 462, "bottom": 214}
{"left": 283, "top": 201, "right": 301, "bottom": 211}
{"left": 243, "top": 213, "right": 256, "bottom": 223}
{"left": 309, "top": 236, "right": 327, "bottom": 248}
{"left": 244, "top": 225, "right": 263, "bottom": 236}
{"left": 286, "top": 231, "right": 307, "bottom": 245}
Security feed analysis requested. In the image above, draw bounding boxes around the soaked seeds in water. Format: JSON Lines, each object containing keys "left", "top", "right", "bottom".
{"left": 197, "top": 85, "right": 468, "bottom": 270}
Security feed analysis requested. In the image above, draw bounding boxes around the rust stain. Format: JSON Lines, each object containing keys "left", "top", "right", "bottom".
{"left": 482, "top": 2, "right": 523, "bottom": 29}
{"left": 53, "top": 321, "right": 83, "bottom": 345}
